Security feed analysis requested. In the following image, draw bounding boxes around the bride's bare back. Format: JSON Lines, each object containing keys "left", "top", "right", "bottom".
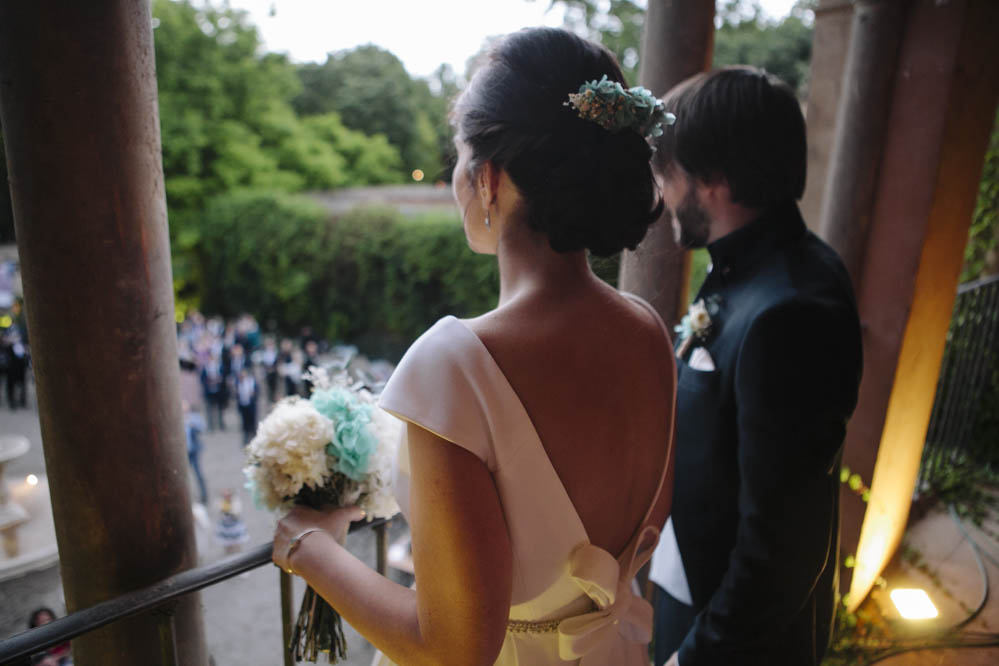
{"left": 467, "top": 279, "right": 675, "bottom": 558}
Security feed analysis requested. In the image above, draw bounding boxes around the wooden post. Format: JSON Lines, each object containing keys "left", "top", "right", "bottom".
{"left": 819, "top": 0, "right": 909, "bottom": 284}
{"left": 618, "top": 0, "right": 715, "bottom": 326}
{"left": 0, "top": 1, "right": 207, "bottom": 662}
{"left": 838, "top": 0, "right": 999, "bottom": 607}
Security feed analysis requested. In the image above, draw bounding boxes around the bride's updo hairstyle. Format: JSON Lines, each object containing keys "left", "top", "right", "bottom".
{"left": 453, "top": 28, "right": 663, "bottom": 257}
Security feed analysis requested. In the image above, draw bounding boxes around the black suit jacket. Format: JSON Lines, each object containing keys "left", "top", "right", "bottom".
{"left": 672, "top": 202, "right": 862, "bottom": 665}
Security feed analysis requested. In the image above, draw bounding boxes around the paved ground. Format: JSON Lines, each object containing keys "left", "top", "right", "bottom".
{"left": 875, "top": 504, "right": 999, "bottom": 665}
{"left": 0, "top": 377, "right": 411, "bottom": 665}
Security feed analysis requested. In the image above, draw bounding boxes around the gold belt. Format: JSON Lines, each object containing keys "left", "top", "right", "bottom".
{"left": 506, "top": 601, "right": 598, "bottom": 634}
{"left": 506, "top": 618, "right": 561, "bottom": 634}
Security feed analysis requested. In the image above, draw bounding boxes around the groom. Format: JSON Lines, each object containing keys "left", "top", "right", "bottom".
{"left": 648, "top": 67, "right": 863, "bottom": 665}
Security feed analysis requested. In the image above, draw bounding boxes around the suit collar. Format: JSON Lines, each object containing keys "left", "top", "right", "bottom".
{"left": 706, "top": 200, "right": 806, "bottom": 283}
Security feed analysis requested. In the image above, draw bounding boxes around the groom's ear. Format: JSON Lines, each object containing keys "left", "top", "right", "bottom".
{"left": 697, "top": 174, "right": 733, "bottom": 207}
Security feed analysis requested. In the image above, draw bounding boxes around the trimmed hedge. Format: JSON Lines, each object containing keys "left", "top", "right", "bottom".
{"left": 186, "top": 191, "right": 498, "bottom": 359}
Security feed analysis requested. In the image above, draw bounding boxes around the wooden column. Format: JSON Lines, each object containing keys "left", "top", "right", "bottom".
{"left": 838, "top": 0, "right": 999, "bottom": 608}
{"left": 800, "top": 0, "right": 857, "bottom": 232}
{"left": 0, "top": 2, "right": 207, "bottom": 663}
{"left": 819, "top": 0, "right": 909, "bottom": 283}
{"left": 619, "top": 0, "right": 715, "bottom": 326}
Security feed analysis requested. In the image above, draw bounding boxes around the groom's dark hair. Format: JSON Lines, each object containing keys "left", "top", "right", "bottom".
{"left": 652, "top": 66, "right": 806, "bottom": 209}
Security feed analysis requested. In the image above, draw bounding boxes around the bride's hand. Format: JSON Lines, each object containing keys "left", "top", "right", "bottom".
{"left": 272, "top": 505, "right": 365, "bottom": 573}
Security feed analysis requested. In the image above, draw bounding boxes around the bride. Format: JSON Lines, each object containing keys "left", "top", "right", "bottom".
{"left": 272, "top": 27, "right": 677, "bottom": 665}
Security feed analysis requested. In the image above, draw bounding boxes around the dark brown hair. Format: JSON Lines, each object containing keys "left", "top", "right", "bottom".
{"left": 453, "top": 28, "right": 663, "bottom": 257}
{"left": 653, "top": 67, "right": 806, "bottom": 208}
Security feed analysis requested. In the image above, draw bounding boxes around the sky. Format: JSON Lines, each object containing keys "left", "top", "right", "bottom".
{"left": 220, "top": 0, "right": 800, "bottom": 80}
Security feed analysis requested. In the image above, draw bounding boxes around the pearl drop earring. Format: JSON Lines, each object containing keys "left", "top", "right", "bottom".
{"left": 484, "top": 210, "right": 491, "bottom": 229}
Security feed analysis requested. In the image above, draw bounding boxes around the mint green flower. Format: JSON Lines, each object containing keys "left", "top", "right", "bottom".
{"left": 311, "top": 387, "right": 375, "bottom": 481}
{"left": 565, "top": 75, "right": 676, "bottom": 139}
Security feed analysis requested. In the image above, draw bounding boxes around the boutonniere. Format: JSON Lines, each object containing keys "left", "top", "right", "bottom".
{"left": 675, "top": 295, "right": 721, "bottom": 359}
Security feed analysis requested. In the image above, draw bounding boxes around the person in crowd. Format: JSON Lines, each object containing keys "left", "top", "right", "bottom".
{"left": 258, "top": 337, "right": 280, "bottom": 404}
{"left": 271, "top": 27, "right": 675, "bottom": 665}
{"left": 225, "top": 342, "right": 246, "bottom": 406}
{"left": 4, "top": 327, "right": 28, "bottom": 409}
{"left": 178, "top": 346, "right": 203, "bottom": 414}
{"left": 0, "top": 328, "right": 9, "bottom": 407}
{"left": 28, "top": 607, "right": 72, "bottom": 665}
{"left": 235, "top": 366, "right": 259, "bottom": 446}
{"left": 300, "top": 339, "right": 321, "bottom": 397}
{"left": 200, "top": 350, "right": 226, "bottom": 432}
{"left": 182, "top": 399, "right": 208, "bottom": 506}
{"left": 647, "top": 68, "right": 863, "bottom": 666}
{"left": 278, "top": 338, "right": 298, "bottom": 399}
{"left": 216, "top": 488, "right": 249, "bottom": 555}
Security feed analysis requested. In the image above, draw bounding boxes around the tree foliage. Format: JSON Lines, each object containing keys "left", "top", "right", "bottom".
{"left": 293, "top": 45, "right": 450, "bottom": 180}
{"left": 714, "top": 1, "right": 815, "bottom": 95}
{"left": 152, "top": 0, "right": 406, "bottom": 214}
{"left": 962, "top": 110, "right": 999, "bottom": 281}
{"left": 552, "top": 0, "right": 645, "bottom": 83}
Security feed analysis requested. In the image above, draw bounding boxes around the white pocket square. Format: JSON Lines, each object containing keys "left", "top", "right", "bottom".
{"left": 688, "top": 346, "right": 716, "bottom": 371}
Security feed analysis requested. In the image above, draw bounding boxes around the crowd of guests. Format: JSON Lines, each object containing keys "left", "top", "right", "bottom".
{"left": 175, "top": 311, "right": 334, "bottom": 507}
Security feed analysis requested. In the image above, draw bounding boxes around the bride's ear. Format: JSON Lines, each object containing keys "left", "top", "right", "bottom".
{"left": 477, "top": 160, "right": 501, "bottom": 211}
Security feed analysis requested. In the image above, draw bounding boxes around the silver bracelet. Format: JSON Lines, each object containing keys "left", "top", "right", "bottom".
{"left": 284, "top": 527, "right": 325, "bottom": 574}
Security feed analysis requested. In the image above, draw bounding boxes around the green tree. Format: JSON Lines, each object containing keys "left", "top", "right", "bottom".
{"left": 293, "top": 45, "right": 446, "bottom": 178}
{"left": 714, "top": 1, "right": 815, "bottom": 95}
{"left": 553, "top": 0, "right": 645, "bottom": 83}
{"left": 153, "top": 0, "right": 407, "bottom": 210}
{"left": 153, "top": 0, "right": 302, "bottom": 209}
{"left": 302, "top": 114, "right": 404, "bottom": 186}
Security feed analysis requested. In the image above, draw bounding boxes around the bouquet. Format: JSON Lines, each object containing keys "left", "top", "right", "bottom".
{"left": 244, "top": 367, "right": 401, "bottom": 663}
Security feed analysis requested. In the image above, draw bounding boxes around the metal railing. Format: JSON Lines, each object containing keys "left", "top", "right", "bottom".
{"left": 919, "top": 274, "right": 999, "bottom": 489}
{"left": 0, "top": 519, "right": 389, "bottom": 666}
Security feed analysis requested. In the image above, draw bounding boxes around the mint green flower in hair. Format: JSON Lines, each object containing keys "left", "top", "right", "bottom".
{"left": 564, "top": 75, "right": 676, "bottom": 139}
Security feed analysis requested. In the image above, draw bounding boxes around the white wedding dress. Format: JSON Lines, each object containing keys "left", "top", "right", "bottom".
{"left": 374, "top": 295, "right": 676, "bottom": 665}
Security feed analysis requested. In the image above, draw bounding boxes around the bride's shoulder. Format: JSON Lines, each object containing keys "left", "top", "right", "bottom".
{"left": 396, "top": 315, "right": 471, "bottom": 368}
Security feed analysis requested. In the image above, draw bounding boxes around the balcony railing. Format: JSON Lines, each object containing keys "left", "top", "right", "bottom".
{"left": 0, "top": 519, "right": 389, "bottom": 666}
{"left": 919, "top": 274, "right": 999, "bottom": 489}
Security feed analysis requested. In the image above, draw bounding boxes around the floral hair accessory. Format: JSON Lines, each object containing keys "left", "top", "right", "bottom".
{"left": 564, "top": 75, "right": 676, "bottom": 139}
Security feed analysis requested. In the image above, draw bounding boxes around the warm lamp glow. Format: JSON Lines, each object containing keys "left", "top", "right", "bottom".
{"left": 411, "top": 169, "right": 425, "bottom": 182}
{"left": 890, "top": 588, "right": 938, "bottom": 620}
{"left": 26, "top": 474, "right": 39, "bottom": 486}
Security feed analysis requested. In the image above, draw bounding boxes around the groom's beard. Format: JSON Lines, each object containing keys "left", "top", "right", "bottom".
{"left": 672, "top": 188, "right": 711, "bottom": 249}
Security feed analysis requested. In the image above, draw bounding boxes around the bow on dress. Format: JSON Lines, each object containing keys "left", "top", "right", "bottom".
{"left": 557, "top": 527, "right": 658, "bottom": 662}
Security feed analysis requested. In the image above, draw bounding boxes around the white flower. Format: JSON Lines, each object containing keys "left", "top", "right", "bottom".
{"left": 243, "top": 397, "right": 335, "bottom": 509}
{"left": 356, "top": 407, "right": 402, "bottom": 519}
{"left": 688, "top": 299, "right": 712, "bottom": 335}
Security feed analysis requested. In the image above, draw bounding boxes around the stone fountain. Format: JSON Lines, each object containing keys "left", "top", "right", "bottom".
{"left": 0, "top": 434, "right": 58, "bottom": 580}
